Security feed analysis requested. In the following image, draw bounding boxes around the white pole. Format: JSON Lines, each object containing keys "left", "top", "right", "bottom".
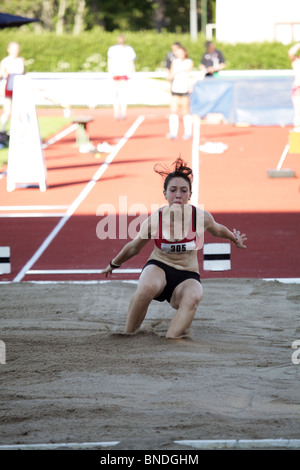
{"left": 190, "top": 0, "right": 198, "bottom": 41}
{"left": 191, "top": 115, "right": 200, "bottom": 206}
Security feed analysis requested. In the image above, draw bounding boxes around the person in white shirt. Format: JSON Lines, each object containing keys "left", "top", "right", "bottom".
{"left": 0, "top": 42, "right": 25, "bottom": 132}
{"left": 107, "top": 35, "right": 136, "bottom": 120}
{"left": 167, "top": 46, "right": 194, "bottom": 140}
{"left": 288, "top": 43, "right": 300, "bottom": 131}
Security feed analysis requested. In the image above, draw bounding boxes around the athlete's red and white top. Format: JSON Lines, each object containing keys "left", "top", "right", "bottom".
{"left": 154, "top": 205, "right": 202, "bottom": 254}
{"left": 1, "top": 56, "right": 25, "bottom": 98}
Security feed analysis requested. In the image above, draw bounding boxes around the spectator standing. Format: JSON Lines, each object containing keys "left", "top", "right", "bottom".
{"left": 288, "top": 43, "right": 300, "bottom": 131}
{"left": 165, "top": 42, "right": 182, "bottom": 79}
{"left": 167, "top": 46, "right": 194, "bottom": 140}
{"left": 200, "top": 41, "right": 225, "bottom": 78}
{"left": 0, "top": 42, "right": 25, "bottom": 132}
{"left": 107, "top": 34, "right": 136, "bottom": 121}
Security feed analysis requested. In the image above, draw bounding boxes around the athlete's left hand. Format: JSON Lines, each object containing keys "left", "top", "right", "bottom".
{"left": 233, "top": 229, "right": 247, "bottom": 249}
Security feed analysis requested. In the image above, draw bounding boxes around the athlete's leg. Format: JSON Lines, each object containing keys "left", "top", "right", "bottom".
{"left": 118, "top": 79, "right": 128, "bottom": 119}
{"left": 182, "top": 95, "right": 192, "bottom": 139}
{"left": 124, "top": 264, "right": 166, "bottom": 334}
{"left": 167, "top": 278, "right": 203, "bottom": 338}
{"left": 112, "top": 80, "right": 120, "bottom": 119}
{"left": 168, "top": 95, "right": 180, "bottom": 138}
{"left": 1, "top": 97, "right": 12, "bottom": 132}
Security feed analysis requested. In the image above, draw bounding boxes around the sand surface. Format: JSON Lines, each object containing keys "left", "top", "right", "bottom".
{"left": 1, "top": 279, "right": 300, "bottom": 450}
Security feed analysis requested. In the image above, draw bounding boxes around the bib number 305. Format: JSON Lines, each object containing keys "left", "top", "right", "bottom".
{"left": 170, "top": 244, "right": 186, "bottom": 253}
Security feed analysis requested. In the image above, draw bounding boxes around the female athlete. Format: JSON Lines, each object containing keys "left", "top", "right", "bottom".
{"left": 101, "top": 157, "right": 247, "bottom": 338}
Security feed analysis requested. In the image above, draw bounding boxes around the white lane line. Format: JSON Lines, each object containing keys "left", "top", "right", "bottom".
{"left": 13, "top": 115, "right": 145, "bottom": 282}
{"left": 1, "top": 278, "right": 300, "bottom": 286}
{"left": 0, "top": 205, "right": 69, "bottom": 210}
{"left": 0, "top": 205, "right": 69, "bottom": 218}
{"left": 26, "top": 269, "right": 142, "bottom": 274}
{"left": 41, "top": 123, "right": 78, "bottom": 149}
{"left": 0, "top": 213, "right": 66, "bottom": 218}
{"left": 0, "top": 280, "right": 139, "bottom": 285}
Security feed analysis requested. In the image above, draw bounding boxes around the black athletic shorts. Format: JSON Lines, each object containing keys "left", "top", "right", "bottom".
{"left": 171, "top": 91, "right": 190, "bottom": 97}
{"left": 143, "top": 259, "right": 201, "bottom": 304}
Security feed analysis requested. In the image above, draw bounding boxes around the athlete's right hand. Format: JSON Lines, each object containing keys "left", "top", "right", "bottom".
{"left": 100, "top": 265, "right": 114, "bottom": 277}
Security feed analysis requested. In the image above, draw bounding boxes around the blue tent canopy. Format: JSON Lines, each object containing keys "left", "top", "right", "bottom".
{"left": 0, "top": 12, "right": 39, "bottom": 28}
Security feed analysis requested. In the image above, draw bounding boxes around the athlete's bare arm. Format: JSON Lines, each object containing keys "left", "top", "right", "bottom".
{"left": 203, "top": 210, "right": 247, "bottom": 249}
{"left": 100, "top": 211, "right": 160, "bottom": 277}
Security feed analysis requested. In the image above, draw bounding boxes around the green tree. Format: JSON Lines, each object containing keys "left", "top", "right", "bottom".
{"left": 0, "top": 0, "right": 216, "bottom": 33}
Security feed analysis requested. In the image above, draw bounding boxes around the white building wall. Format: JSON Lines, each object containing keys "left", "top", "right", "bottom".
{"left": 216, "top": 0, "right": 300, "bottom": 44}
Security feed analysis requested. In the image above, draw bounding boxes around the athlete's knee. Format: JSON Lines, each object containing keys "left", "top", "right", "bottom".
{"left": 182, "top": 288, "right": 203, "bottom": 309}
{"left": 135, "top": 283, "right": 162, "bottom": 302}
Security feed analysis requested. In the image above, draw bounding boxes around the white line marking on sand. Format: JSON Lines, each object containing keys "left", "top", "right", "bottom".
{"left": 26, "top": 269, "right": 142, "bottom": 274}
{"left": 263, "top": 278, "right": 300, "bottom": 284}
{"left": 21, "top": 271, "right": 300, "bottom": 285}
{"left": 174, "top": 438, "right": 300, "bottom": 449}
{"left": 0, "top": 441, "right": 120, "bottom": 450}
{"left": 12, "top": 115, "right": 145, "bottom": 282}
{"left": 0, "top": 438, "right": 299, "bottom": 450}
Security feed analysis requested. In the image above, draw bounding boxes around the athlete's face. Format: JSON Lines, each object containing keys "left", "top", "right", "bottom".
{"left": 164, "top": 177, "right": 191, "bottom": 206}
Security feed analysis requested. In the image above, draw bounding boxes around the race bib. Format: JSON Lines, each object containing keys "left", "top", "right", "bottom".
{"left": 161, "top": 240, "right": 196, "bottom": 254}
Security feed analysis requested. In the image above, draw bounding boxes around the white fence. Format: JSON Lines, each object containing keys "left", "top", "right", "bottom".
{"left": 0, "top": 70, "right": 294, "bottom": 108}
{"left": 16, "top": 72, "right": 173, "bottom": 107}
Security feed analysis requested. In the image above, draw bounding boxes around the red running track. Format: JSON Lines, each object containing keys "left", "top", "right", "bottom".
{"left": 0, "top": 107, "right": 300, "bottom": 282}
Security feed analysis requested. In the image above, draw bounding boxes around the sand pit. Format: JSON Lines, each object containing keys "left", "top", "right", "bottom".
{"left": 0, "top": 278, "right": 300, "bottom": 450}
